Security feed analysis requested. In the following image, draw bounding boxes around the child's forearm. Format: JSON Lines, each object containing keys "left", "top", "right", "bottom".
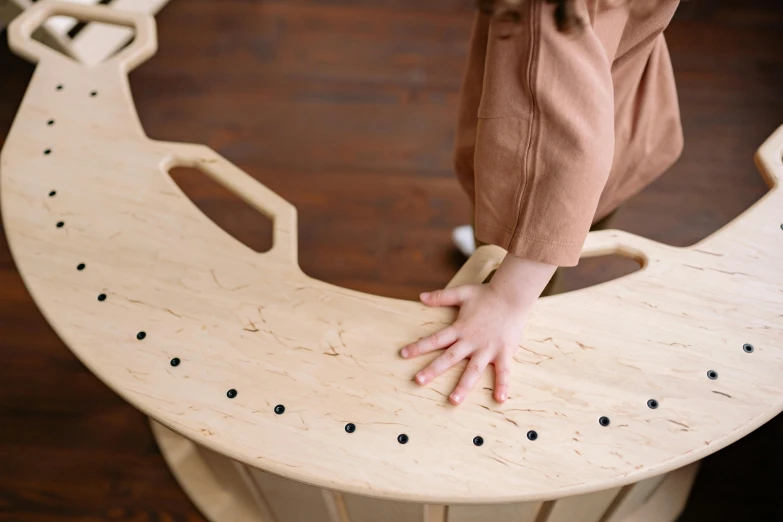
{"left": 488, "top": 253, "right": 557, "bottom": 308}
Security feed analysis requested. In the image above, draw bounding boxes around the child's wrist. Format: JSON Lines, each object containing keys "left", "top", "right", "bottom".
{"left": 488, "top": 254, "right": 558, "bottom": 307}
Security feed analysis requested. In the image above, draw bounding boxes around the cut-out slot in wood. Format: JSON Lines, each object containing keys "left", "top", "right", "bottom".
{"left": 23, "top": 0, "right": 142, "bottom": 65}
{"left": 168, "top": 166, "right": 274, "bottom": 254}
{"left": 547, "top": 254, "right": 642, "bottom": 296}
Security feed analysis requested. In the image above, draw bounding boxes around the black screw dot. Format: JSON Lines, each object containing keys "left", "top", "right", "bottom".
{"left": 647, "top": 399, "right": 659, "bottom": 409}
{"left": 47, "top": 119, "right": 55, "bottom": 126}
{"left": 170, "top": 357, "right": 180, "bottom": 367}
{"left": 707, "top": 370, "right": 718, "bottom": 380}
{"left": 274, "top": 404, "right": 285, "bottom": 415}
{"left": 136, "top": 331, "right": 146, "bottom": 340}
{"left": 227, "top": 388, "right": 237, "bottom": 399}
{"left": 77, "top": 263, "right": 86, "bottom": 271}
{"left": 743, "top": 343, "right": 754, "bottom": 354}
{"left": 472, "top": 436, "right": 484, "bottom": 447}
{"left": 44, "top": 149, "right": 51, "bottom": 155}
{"left": 56, "top": 84, "right": 63, "bottom": 90}
{"left": 56, "top": 221, "right": 64, "bottom": 228}
{"left": 397, "top": 433, "right": 409, "bottom": 444}
{"left": 599, "top": 416, "right": 611, "bottom": 427}
{"left": 90, "top": 91, "right": 98, "bottom": 97}
{"left": 345, "top": 423, "right": 356, "bottom": 433}
{"left": 780, "top": 224, "right": 783, "bottom": 231}
{"left": 527, "top": 430, "right": 538, "bottom": 441}
{"left": 97, "top": 293, "right": 107, "bottom": 301}
{"left": 48, "top": 190, "right": 56, "bottom": 197}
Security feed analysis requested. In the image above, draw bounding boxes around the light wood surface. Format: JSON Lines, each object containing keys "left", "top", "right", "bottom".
{"left": 448, "top": 502, "right": 543, "bottom": 522}
{"left": 66, "top": 0, "right": 170, "bottom": 66}
{"left": 343, "top": 493, "right": 424, "bottom": 522}
{"left": 152, "top": 419, "right": 695, "bottom": 522}
{"left": 601, "top": 474, "right": 668, "bottom": 522}
{"left": 623, "top": 464, "right": 699, "bottom": 522}
{"left": 543, "top": 488, "right": 622, "bottom": 522}
{"left": 3, "top": 0, "right": 782, "bottom": 506}
{"left": 151, "top": 420, "right": 271, "bottom": 522}
{"left": 0, "top": 0, "right": 168, "bottom": 65}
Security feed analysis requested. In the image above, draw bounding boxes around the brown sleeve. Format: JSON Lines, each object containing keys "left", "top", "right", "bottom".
{"left": 472, "top": 0, "right": 615, "bottom": 267}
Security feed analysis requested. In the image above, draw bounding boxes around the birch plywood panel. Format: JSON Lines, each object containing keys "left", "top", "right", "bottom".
{"left": 343, "top": 494, "right": 423, "bottom": 522}
{"left": 602, "top": 475, "right": 668, "bottom": 522}
{"left": 151, "top": 421, "right": 272, "bottom": 522}
{"left": 247, "top": 467, "right": 332, "bottom": 522}
{"left": 2, "top": 0, "right": 782, "bottom": 508}
{"left": 447, "top": 502, "right": 542, "bottom": 522}
{"left": 542, "top": 488, "right": 621, "bottom": 522}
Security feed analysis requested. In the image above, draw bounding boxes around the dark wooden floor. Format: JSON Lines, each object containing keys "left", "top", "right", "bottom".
{"left": 1, "top": 0, "right": 782, "bottom": 520}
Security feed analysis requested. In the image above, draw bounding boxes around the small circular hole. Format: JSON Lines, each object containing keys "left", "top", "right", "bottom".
{"left": 707, "top": 370, "right": 718, "bottom": 380}
{"left": 274, "top": 404, "right": 285, "bottom": 415}
{"left": 647, "top": 399, "right": 659, "bottom": 409}
{"left": 77, "top": 263, "right": 86, "bottom": 271}
{"left": 227, "top": 389, "right": 237, "bottom": 399}
{"left": 47, "top": 119, "right": 55, "bottom": 126}
{"left": 170, "top": 357, "right": 180, "bottom": 367}
{"left": 56, "top": 221, "right": 64, "bottom": 228}
{"left": 345, "top": 423, "right": 356, "bottom": 433}
{"left": 743, "top": 343, "right": 754, "bottom": 353}
{"left": 136, "top": 331, "right": 146, "bottom": 340}
{"left": 97, "top": 293, "right": 107, "bottom": 302}
{"left": 397, "top": 433, "right": 409, "bottom": 444}
{"left": 56, "top": 84, "right": 63, "bottom": 91}
{"left": 599, "top": 416, "right": 611, "bottom": 427}
{"left": 780, "top": 224, "right": 783, "bottom": 231}
{"left": 44, "top": 149, "right": 51, "bottom": 155}
{"left": 90, "top": 91, "right": 98, "bottom": 97}
{"left": 527, "top": 430, "right": 538, "bottom": 441}
{"left": 472, "top": 436, "right": 484, "bottom": 447}
{"left": 48, "top": 190, "right": 56, "bottom": 197}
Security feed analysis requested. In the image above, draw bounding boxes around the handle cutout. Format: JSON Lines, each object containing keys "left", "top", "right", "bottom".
{"left": 168, "top": 166, "right": 274, "bottom": 254}
{"left": 8, "top": 0, "right": 156, "bottom": 70}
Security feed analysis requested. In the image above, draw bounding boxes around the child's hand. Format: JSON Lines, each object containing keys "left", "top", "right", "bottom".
{"left": 401, "top": 255, "right": 556, "bottom": 405}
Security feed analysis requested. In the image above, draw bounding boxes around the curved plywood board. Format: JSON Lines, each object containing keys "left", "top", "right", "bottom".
{"left": 151, "top": 419, "right": 696, "bottom": 522}
{"left": 2, "top": 0, "right": 782, "bottom": 505}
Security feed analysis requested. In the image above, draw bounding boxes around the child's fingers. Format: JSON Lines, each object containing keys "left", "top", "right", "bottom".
{"left": 449, "top": 351, "right": 493, "bottom": 405}
{"left": 420, "top": 286, "right": 474, "bottom": 307}
{"left": 414, "top": 341, "right": 472, "bottom": 386}
{"left": 493, "top": 356, "right": 512, "bottom": 403}
{"left": 401, "top": 326, "right": 458, "bottom": 359}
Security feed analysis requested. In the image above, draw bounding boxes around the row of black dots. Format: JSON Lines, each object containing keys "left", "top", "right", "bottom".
{"left": 598, "top": 344, "right": 756, "bottom": 427}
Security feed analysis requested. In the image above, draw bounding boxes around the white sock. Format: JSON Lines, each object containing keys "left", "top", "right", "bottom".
{"left": 452, "top": 225, "right": 476, "bottom": 257}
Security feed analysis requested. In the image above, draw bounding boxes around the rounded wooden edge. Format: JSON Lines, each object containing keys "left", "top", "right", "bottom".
{"left": 2, "top": 29, "right": 778, "bottom": 503}
{"left": 151, "top": 418, "right": 700, "bottom": 522}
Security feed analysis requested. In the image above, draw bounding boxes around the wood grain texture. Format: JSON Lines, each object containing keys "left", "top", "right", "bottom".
{"left": 1, "top": 0, "right": 783, "bottom": 520}
{"left": 146, "top": 239, "right": 651, "bottom": 522}
{"left": 1, "top": 0, "right": 782, "bottom": 505}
